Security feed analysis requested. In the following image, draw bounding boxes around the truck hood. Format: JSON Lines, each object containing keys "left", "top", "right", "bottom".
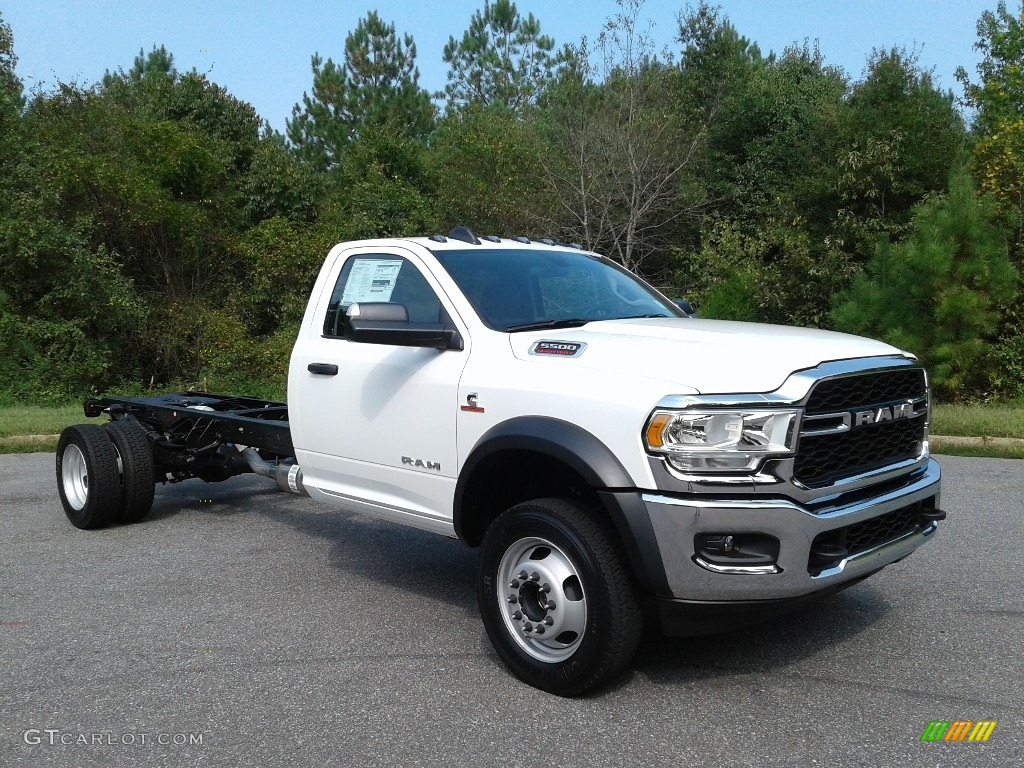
{"left": 509, "top": 318, "right": 908, "bottom": 395}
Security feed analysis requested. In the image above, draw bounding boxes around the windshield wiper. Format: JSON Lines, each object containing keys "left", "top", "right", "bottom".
{"left": 506, "top": 313, "right": 673, "bottom": 332}
{"left": 615, "top": 313, "right": 671, "bottom": 319}
{"left": 506, "top": 318, "right": 591, "bottom": 332}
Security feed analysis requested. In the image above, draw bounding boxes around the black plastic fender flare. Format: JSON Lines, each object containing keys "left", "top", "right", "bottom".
{"left": 454, "top": 416, "right": 671, "bottom": 596}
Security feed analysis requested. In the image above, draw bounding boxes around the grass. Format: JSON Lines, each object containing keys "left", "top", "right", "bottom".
{"left": 0, "top": 403, "right": 83, "bottom": 455}
{"left": 931, "top": 402, "right": 1024, "bottom": 439}
{"left": 0, "top": 404, "right": 85, "bottom": 439}
{"left": 930, "top": 442, "right": 1024, "bottom": 460}
{"left": 0, "top": 437, "right": 59, "bottom": 455}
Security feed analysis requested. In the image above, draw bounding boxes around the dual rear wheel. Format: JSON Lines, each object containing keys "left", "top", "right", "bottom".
{"left": 56, "top": 421, "right": 155, "bottom": 529}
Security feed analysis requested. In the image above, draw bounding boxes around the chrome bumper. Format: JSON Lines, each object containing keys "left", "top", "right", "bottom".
{"left": 639, "top": 458, "right": 942, "bottom": 602}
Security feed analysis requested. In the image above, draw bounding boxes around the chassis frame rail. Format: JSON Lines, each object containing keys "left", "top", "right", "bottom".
{"left": 85, "top": 391, "right": 294, "bottom": 460}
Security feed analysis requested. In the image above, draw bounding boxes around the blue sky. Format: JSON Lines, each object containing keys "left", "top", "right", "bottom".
{"left": 3, "top": 0, "right": 997, "bottom": 133}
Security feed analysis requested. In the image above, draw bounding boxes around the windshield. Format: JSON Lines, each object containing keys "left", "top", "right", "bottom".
{"left": 431, "top": 248, "right": 683, "bottom": 332}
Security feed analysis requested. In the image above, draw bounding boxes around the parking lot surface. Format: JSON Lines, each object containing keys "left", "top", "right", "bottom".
{"left": 2, "top": 452, "right": 1021, "bottom": 767}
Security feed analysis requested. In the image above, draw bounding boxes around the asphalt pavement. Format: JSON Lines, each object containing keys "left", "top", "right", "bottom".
{"left": 1, "top": 452, "right": 1021, "bottom": 768}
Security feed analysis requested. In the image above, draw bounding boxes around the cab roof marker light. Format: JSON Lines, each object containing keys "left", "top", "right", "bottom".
{"left": 448, "top": 226, "right": 481, "bottom": 245}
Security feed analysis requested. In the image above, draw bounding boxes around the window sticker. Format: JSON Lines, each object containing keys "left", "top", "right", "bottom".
{"left": 341, "top": 259, "right": 404, "bottom": 305}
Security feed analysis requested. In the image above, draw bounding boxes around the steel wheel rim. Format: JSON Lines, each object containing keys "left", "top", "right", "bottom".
{"left": 497, "top": 536, "right": 588, "bottom": 663}
{"left": 61, "top": 444, "right": 89, "bottom": 511}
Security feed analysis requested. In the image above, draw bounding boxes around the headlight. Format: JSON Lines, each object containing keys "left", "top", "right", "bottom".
{"left": 644, "top": 409, "right": 800, "bottom": 473}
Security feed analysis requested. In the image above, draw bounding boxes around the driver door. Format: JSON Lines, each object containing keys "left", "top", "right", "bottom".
{"left": 290, "top": 246, "right": 469, "bottom": 533}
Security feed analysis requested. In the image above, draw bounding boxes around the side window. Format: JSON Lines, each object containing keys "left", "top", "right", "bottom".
{"left": 323, "top": 255, "right": 443, "bottom": 337}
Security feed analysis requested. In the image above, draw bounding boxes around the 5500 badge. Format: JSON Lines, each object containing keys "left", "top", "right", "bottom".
{"left": 529, "top": 340, "right": 587, "bottom": 358}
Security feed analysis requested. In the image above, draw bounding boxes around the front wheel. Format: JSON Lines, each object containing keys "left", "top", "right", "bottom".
{"left": 478, "top": 498, "right": 643, "bottom": 696}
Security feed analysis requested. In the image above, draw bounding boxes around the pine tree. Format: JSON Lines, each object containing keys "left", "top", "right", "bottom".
{"left": 833, "top": 166, "right": 1018, "bottom": 396}
{"left": 442, "top": 0, "right": 561, "bottom": 111}
{"left": 287, "top": 12, "right": 433, "bottom": 171}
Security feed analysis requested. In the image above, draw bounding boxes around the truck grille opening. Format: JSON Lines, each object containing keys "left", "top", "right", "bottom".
{"left": 804, "top": 368, "right": 925, "bottom": 414}
{"left": 807, "top": 501, "right": 925, "bottom": 575}
{"left": 794, "top": 368, "right": 927, "bottom": 488}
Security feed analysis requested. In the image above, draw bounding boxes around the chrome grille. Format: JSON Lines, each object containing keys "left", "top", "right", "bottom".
{"left": 794, "top": 368, "right": 927, "bottom": 488}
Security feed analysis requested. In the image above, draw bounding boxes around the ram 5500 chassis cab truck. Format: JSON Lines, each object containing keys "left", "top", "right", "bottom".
{"left": 56, "top": 228, "right": 945, "bottom": 695}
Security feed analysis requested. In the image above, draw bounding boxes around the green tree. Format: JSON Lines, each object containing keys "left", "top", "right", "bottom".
{"left": 836, "top": 47, "right": 965, "bottom": 254}
{"left": 0, "top": 10, "right": 23, "bottom": 122}
{"left": 442, "top": 0, "right": 561, "bottom": 111}
{"left": 333, "top": 125, "right": 440, "bottom": 238}
{"left": 956, "top": 1, "right": 1024, "bottom": 255}
{"left": 833, "top": 167, "right": 1018, "bottom": 397}
{"left": 287, "top": 12, "right": 433, "bottom": 170}
{"left": 669, "top": 40, "right": 851, "bottom": 326}
{"left": 0, "top": 91, "right": 149, "bottom": 398}
{"left": 4, "top": 43, "right": 323, "bottom": 395}
{"left": 431, "top": 104, "right": 552, "bottom": 233}
{"left": 676, "top": 1, "right": 764, "bottom": 122}
{"left": 954, "top": 1, "right": 1024, "bottom": 395}
{"left": 113, "top": 44, "right": 176, "bottom": 81}
{"left": 673, "top": 2, "right": 764, "bottom": 220}
{"left": 103, "top": 45, "right": 264, "bottom": 173}
{"left": 718, "top": 42, "right": 847, "bottom": 231}
{"left": 956, "top": 1, "right": 1024, "bottom": 136}
{"left": 239, "top": 139, "right": 324, "bottom": 227}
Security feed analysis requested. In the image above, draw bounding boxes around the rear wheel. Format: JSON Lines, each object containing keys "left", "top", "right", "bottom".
{"left": 56, "top": 424, "right": 121, "bottom": 529}
{"left": 105, "top": 420, "right": 155, "bottom": 524}
{"left": 478, "top": 498, "right": 643, "bottom": 696}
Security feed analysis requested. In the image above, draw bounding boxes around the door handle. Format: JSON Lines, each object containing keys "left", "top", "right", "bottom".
{"left": 307, "top": 363, "right": 339, "bottom": 376}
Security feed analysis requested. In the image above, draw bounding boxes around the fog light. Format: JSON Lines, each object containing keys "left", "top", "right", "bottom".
{"left": 695, "top": 533, "right": 779, "bottom": 566}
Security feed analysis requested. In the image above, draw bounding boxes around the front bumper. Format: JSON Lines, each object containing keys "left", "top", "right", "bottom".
{"left": 605, "top": 458, "right": 942, "bottom": 607}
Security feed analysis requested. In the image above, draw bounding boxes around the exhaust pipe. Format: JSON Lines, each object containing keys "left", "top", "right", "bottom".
{"left": 240, "top": 447, "right": 308, "bottom": 496}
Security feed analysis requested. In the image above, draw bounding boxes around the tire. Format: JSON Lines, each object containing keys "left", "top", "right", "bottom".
{"left": 56, "top": 424, "right": 122, "bottom": 530}
{"left": 105, "top": 420, "right": 155, "bottom": 524}
{"left": 478, "top": 498, "right": 643, "bottom": 696}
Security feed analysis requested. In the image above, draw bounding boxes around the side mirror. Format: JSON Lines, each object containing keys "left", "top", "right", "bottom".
{"left": 674, "top": 299, "right": 698, "bottom": 318}
{"left": 345, "top": 303, "right": 464, "bottom": 351}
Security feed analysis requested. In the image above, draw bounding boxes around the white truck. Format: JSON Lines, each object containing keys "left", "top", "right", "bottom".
{"left": 56, "top": 228, "right": 945, "bottom": 695}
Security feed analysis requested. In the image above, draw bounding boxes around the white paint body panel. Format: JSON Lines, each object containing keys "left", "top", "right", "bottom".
{"left": 507, "top": 318, "right": 902, "bottom": 394}
{"left": 287, "top": 237, "right": 913, "bottom": 536}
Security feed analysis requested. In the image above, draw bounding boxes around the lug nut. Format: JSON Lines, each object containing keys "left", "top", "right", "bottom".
{"left": 547, "top": 601, "right": 556, "bottom": 610}
{"left": 508, "top": 595, "right": 518, "bottom": 604}
{"left": 530, "top": 572, "right": 540, "bottom": 581}
{"left": 518, "top": 570, "right": 528, "bottom": 580}
{"left": 513, "top": 611, "right": 523, "bottom": 620}
{"left": 509, "top": 579, "right": 520, "bottom": 589}
{"left": 544, "top": 616, "right": 553, "bottom": 626}
{"left": 524, "top": 623, "right": 533, "bottom": 633}
{"left": 535, "top": 625, "right": 545, "bottom": 635}
{"left": 542, "top": 583, "right": 551, "bottom": 593}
